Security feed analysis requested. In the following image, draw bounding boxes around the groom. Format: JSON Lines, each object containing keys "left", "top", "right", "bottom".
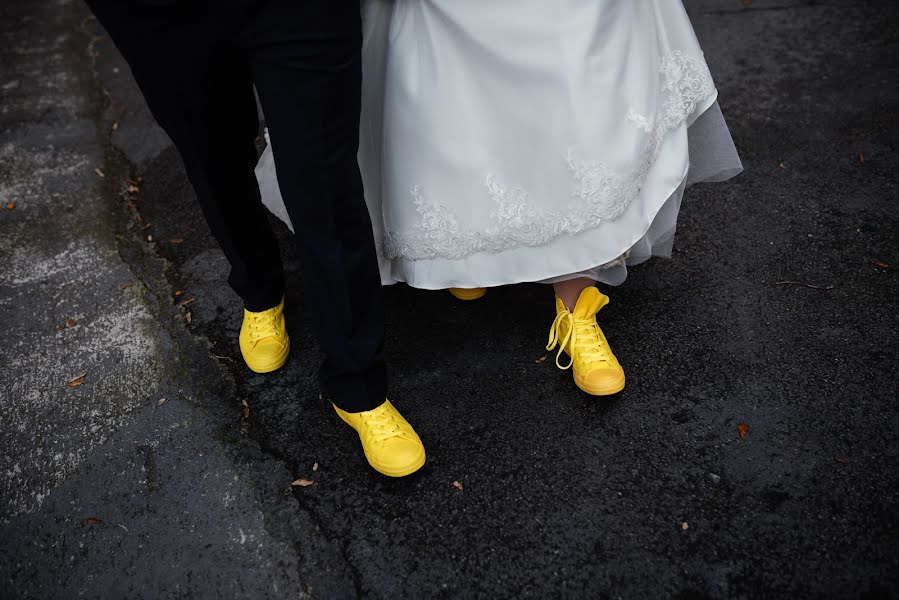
{"left": 85, "top": 0, "right": 426, "bottom": 477}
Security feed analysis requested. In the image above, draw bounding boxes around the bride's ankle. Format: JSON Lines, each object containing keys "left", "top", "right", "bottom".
{"left": 552, "top": 277, "right": 596, "bottom": 309}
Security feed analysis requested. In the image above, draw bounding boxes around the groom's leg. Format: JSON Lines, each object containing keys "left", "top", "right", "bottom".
{"left": 242, "top": 2, "right": 387, "bottom": 412}
{"left": 84, "top": 1, "right": 285, "bottom": 311}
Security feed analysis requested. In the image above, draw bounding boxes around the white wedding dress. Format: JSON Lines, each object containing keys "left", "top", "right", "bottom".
{"left": 256, "top": 0, "right": 742, "bottom": 288}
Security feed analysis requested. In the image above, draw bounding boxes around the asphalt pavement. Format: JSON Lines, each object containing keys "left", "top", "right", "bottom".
{"left": 1, "top": 0, "right": 897, "bottom": 598}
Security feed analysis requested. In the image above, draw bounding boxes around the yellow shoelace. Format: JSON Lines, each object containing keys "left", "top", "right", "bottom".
{"left": 546, "top": 309, "right": 612, "bottom": 370}
{"left": 245, "top": 310, "right": 282, "bottom": 344}
{"left": 359, "top": 407, "right": 412, "bottom": 446}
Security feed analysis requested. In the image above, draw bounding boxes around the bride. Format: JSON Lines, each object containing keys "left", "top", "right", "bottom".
{"left": 257, "top": 0, "right": 742, "bottom": 396}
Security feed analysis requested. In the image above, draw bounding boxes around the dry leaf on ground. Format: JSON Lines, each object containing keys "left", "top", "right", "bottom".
{"left": 241, "top": 399, "right": 250, "bottom": 419}
{"left": 291, "top": 478, "right": 314, "bottom": 487}
{"left": 737, "top": 422, "right": 749, "bottom": 439}
{"left": 65, "top": 318, "right": 77, "bottom": 328}
{"left": 5, "top": 202, "right": 15, "bottom": 210}
{"left": 312, "top": 462, "right": 319, "bottom": 472}
{"left": 82, "top": 517, "right": 103, "bottom": 525}
{"left": 452, "top": 480, "right": 464, "bottom": 491}
{"left": 94, "top": 168, "right": 105, "bottom": 178}
{"left": 67, "top": 372, "right": 87, "bottom": 387}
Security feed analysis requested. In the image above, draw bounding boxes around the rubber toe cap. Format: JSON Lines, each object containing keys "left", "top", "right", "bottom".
{"left": 576, "top": 367, "right": 626, "bottom": 396}
{"left": 369, "top": 437, "right": 426, "bottom": 477}
{"left": 242, "top": 336, "right": 289, "bottom": 373}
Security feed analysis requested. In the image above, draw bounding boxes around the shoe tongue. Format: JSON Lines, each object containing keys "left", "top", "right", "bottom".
{"left": 573, "top": 287, "right": 609, "bottom": 319}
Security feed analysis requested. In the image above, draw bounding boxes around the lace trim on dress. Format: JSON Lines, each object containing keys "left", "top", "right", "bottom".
{"left": 627, "top": 109, "right": 654, "bottom": 133}
{"left": 383, "top": 50, "right": 716, "bottom": 262}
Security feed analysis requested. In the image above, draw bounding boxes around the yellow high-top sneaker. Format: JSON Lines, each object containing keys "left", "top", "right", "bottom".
{"left": 546, "top": 287, "right": 625, "bottom": 396}
{"left": 334, "top": 399, "right": 426, "bottom": 477}
{"left": 449, "top": 288, "right": 487, "bottom": 301}
{"left": 238, "top": 297, "right": 290, "bottom": 373}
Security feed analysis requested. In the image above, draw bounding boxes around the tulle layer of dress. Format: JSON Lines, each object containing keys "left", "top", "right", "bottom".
{"left": 255, "top": 0, "right": 743, "bottom": 288}
{"left": 551, "top": 102, "right": 743, "bottom": 286}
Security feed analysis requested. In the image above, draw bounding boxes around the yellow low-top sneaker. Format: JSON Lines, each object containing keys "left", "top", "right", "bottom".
{"left": 239, "top": 297, "right": 290, "bottom": 373}
{"left": 334, "top": 399, "right": 426, "bottom": 477}
{"left": 546, "top": 287, "right": 625, "bottom": 396}
{"left": 449, "top": 287, "right": 487, "bottom": 301}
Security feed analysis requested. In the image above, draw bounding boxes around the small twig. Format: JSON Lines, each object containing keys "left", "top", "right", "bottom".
{"left": 769, "top": 280, "right": 834, "bottom": 291}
